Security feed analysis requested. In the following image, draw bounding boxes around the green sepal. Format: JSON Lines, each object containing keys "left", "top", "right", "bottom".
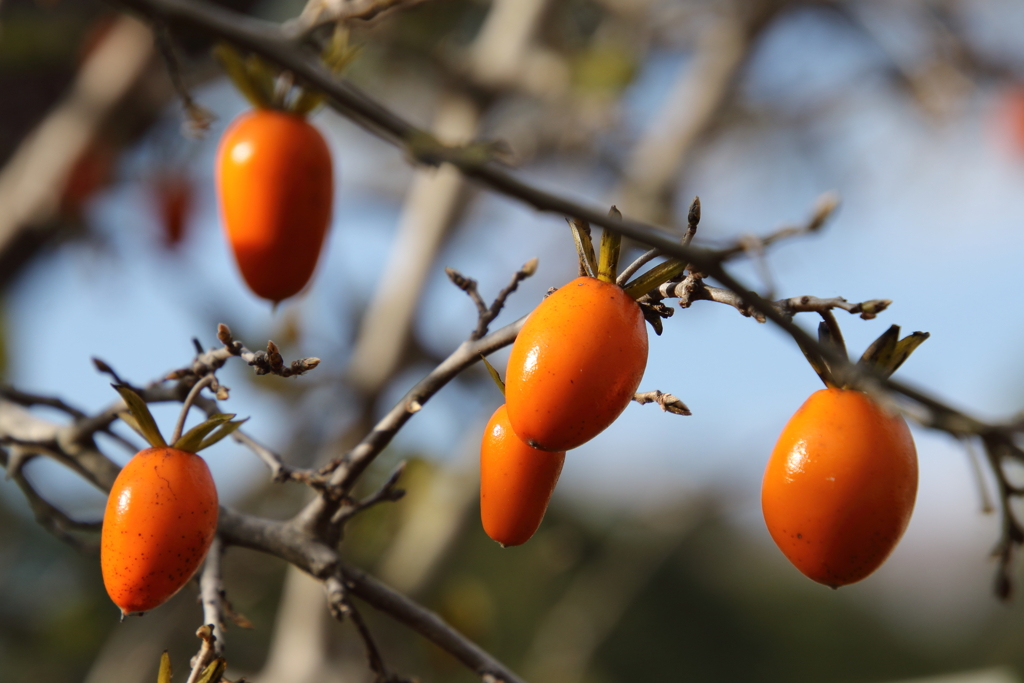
{"left": 173, "top": 413, "right": 235, "bottom": 453}
{"left": 290, "top": 88, "right": 326, "bottom": 117}
{"left": 568, "top": 218, "right": 597, "bottom": 278}
{"left": 597, "top": 207, "right": 623, "bottom": 283}
{"left": 290, "top": 28, "right": 361, "bottom": 116}
{"left": 480, "top": 355, "right": 505, "bottom": 396}
{"left": 622, "top": 258, "right": 686, "bottom": 300}
{"left": 157, "top": 651, "right": 172, "bottom": 683}
{"left": 197, "top": 417, "right": 249, "bottom": 452}
{"left": 196, "top": 658, "right": 226, "bottom": 683}
{"left": 818, "top": 319, "right": 848, "bottom": 364}
{"left": 858, "top": 325, "right": 929, "bottom": 378}
{"left": 796, "top": 335, "right": 834, "bottom": 389}
{"left": 113, "top": 385, "right": 167, "bottom": 448}
{"left": 213, "top": 43, "right": 273, "bottom": 109}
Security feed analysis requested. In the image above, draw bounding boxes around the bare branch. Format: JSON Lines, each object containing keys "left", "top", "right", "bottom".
{"left": 302, "top": 316, "right": 525, "bottom": 533}
{"left": 650, "top": 276, "right": 892, "bottom": 324}
{"left": 325, "top": 576, "right": 403, "bottom": 683}
{"left": 0, "top": 446, "right": 101, "bottom": 551}
{"left": 340, "top": 562, "right": 528, "bottom": 683}
{"left": 198, "top": 536, "right": 227, "bottom": 657}
{"left": 283, "top": 0, "right": 433, "bottom": 39}
{"left": 0, "top": 385, "right": 87, "bottom": 419}
{"left": 153, "top": 22, "right": 215, "bottom": 136}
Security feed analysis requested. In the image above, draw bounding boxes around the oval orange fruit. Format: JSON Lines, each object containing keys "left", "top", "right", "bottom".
{"left": 216, "top": 109, "right": 333, "bottom": 303}
{"left": 101, "top": 446, "right": 219, "bottom": 615}
{"left": 480, "top": 404, "right": 565, "bottom": 547}
{"left": 761, "top": 387, "right": 918, "bottom": 587}
{"left": 504, "top": 276, "right": 648, "bottom": 452}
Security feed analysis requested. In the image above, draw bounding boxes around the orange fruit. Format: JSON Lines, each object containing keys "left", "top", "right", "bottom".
{"left": 480, "top": 405, "right": 564, "bottom": 547}
{"left": 504, "top": 276, "right": 648, "bottom": 452}
{"left": 101, "top": 447, "right": 218, "bottom": 615}
{"left": 762, "top": 388, "right": 918, "bottom": 587}
{"left": 216, "top": 109, "right": 333, "bottom": 303}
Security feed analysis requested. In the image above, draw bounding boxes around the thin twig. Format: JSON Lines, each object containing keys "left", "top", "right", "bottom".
{"left": 339, "top": 562, "right": 527, "bottom": 683}
{"left": 0, "top": 385, "right": 87, "bottom": 419}
{"left": 299, "top": 316, "right": 526, "bottom": 536}
{"left": 171, "top": 374, "right": 216, "bottom": 444}
{"left": 616, "top": 248, "right": 660, "bottom": 286}
{"left": 153, "top": 22, "right": 214, "bottom": 136}
{"left": 960, "top": 435, "right": 995, "bottom": 515}
{"left": 325, "top": 575, "right": 397, "bottom": 683}
{"left": 331, "top": 461, "right": 406, "bottom": 526}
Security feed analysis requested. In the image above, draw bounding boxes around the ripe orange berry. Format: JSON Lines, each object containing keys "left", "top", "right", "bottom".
{"left": 101, "top": 447, "right": 218, "bottom": 616}
{"left": 480, "top": 404, "right": 565, "bottom": 547}
{"left": 761, "top": 388, "right": 918, "bottom": 587}
{"left": 504, "top": 276, "right": 648, "bottom": 452}
{"left": 216, "top": 109, "right": 333, "bottom": 303}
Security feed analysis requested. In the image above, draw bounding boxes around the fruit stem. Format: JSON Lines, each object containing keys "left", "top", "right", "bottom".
{"left": 171, "top": 375, "right": 217, "bottom": 445}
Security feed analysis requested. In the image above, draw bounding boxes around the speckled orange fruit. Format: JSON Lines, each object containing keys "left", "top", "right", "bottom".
{"left": 504, "top": 276, "right": 648, "bottom": 452}
{"left": 480, "top": 404, "right": 565, "bottom": 547}
{"left": 762, "top": 388, "right": 918, "bottom": 587}
{"left": 101, "top": 447, "right": 218, "bottom": 615}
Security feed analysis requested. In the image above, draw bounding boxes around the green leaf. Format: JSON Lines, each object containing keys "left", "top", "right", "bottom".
{"left": 622, "top": 258, "right": 686, "bottom": 300}
{"left": 290, "top": 89, "right": 325, "bottom": 117}
{"left": 244, "top": 54, "right": 278, "bottom": 107}
{"left": 480, "top": 355, "right": 505, "bottom": 396}
{"left": 858, "top": 325, "right": 900, "bottom": 369}
{"left": 597, "top": 207, "right": 623, "bottom": 283}
{"left": 196, "top": 658, "right": 226, "bottom": 683}
{"left": 883, "top": 331, "right": 929, "bottom": 377}
{"left": 213, "top": 43, "right": 272, "bottom": 109}
{"left": 856, "top": 325, "right": 929, "bottom": 379}
{"left": 173, "top": 414, "right": 235, "bottom": 454}
{"left": 113, "top": 385, "right": 166, "bottom": 448}
{"left": 157, "top": 651, "right": 172, "bottom": 683}
{"left": 197, "top": 418, "right": 249, "bottom": 452}
{"left": 568, "top": 218, "right": 597, "bottom": 278}
{"left": 797, "top": 336, "right": 834, "bottom": 389}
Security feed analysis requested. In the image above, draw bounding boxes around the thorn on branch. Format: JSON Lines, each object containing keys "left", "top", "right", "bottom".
{"left": 633, "top": 390, "right": 691, "bottom": 416}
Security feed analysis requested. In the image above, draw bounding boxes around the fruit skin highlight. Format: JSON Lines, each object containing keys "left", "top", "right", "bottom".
{"left": 101, "top": 446, "right": 219, "bottom": 616}
{"left": 480, "top": 405, "right": 565, "bottom": 547}
{"left": 761, "top": 387, "right": 918, "bottom": 588}
{"left": 216, "top": 109, "right": 333, "bottom": 303}
{"left": 504, "top": 276, "right": 648, "bottom": 452}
